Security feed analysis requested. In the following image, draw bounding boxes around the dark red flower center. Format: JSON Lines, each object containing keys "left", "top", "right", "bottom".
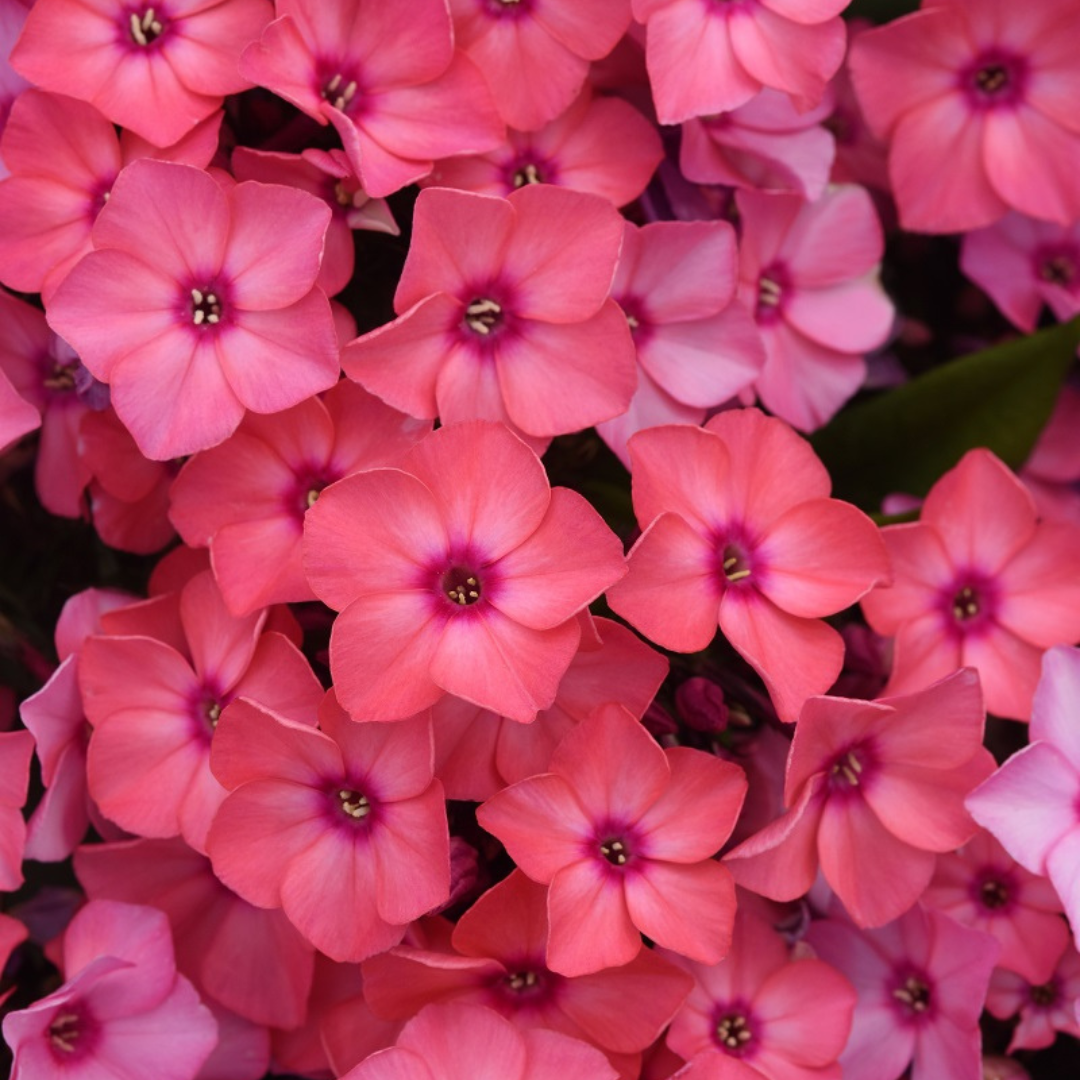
{"left": 190, "top": 287, "right": 223, "bottom": 328}
{"left": 978, "top": 877, "right": 1010, "bottom": 911}
{"left": 1031, "top": 980, "right": 1059, "bottom": 1007}
{"left": 463, "top": 298, "right": 504, "bottom": 337}
{"left": 443, "top": 567, "right": 483, "bottom": 606}
{"left": 599, "top": 837, "right": 630, "bottom": 866}
{"left": 43, "top": 361, "right": 78, "bottom": 393}
{"left": 715, "top": 1011, "right": 754, "bottom": 1055}
{"left": 512, "top": 162, "right": 543, "bottom": 187}
{"left": 963, "top": 51, "right": 1028, "bottom": 109}
{"left": 951, "top": 585, "right": 981, "bottom": 622}
{"left": 338, "top": 788, "right": 372, "bottom": 820}
{"left": 892, "top": 974, "right": 931, "bottom": 1015}
{"left": 128, "top": 7, "right": 166, "bottom": 47}
{"left": 1039, "top": 251, "right": 1077, "bottom": 287}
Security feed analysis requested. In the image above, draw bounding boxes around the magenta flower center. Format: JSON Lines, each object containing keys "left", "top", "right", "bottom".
{"left": 463, "top": 298, "right": 504, "bottom": 337}
{"left": 1030, "top": 979, "right": 1060, "bottom": 1008}
{"left": 43, "top": 360, "right": 78, "bottom": 393}
{"left": 338, "top": 788, "right": 372, "bottom": 820}
{"left": 1038, "top": 249, "right": 1078, "bottom": 287}
{"left": 721, "top": 542, "right": 753, "bottom": 584}
{"left": 755, "top": 264, "right": 789, "bottom": 324}
{"left": 962, "top": 51, "right": 1028, "bottom": 109}
{"left": 190, "top": 287, "right": 222, "bottom": 328}
{"left": 714, "top": 1008, "right": 755, "bottom": 1056}
{"left": 128, "top": 7, "right": 166, "bottom": 48}
{"left": 892, "top": 973, "right": 932, "bottom": 1016}
{"left": 512, "top": 162, "right": 543, "bottom": 188}
{"left": 599, "top": 837, "right": 630, "bottom": 866}
{"left": 975, "top": 875, "right": 1011, "bottom": 912}
{"left": 49, "top": 1012, "right": 81, "bottom": 1055}
{"left": 322, "top": 71, "right": 360, "bottom": 113}
{"left": 442, "top": 567, "right": 483, "bottom": 607}
{"left": 504, "top": 968, "right": 543, "bottom": 994}
{"left": 828, "top": 746, "right": 870, "bottom": 792}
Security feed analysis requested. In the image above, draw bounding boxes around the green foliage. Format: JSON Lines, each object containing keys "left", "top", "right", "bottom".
{"left": 811, "top": 319, "right": 1080, "bottom": 510}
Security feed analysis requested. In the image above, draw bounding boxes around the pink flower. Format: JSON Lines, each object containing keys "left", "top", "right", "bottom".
{"left": 207, "top": 695, "right": 450, "bottom": 963}
{"left": 10, "top": 0, "right": 271, "bottom": 147}
{"left": 303, "top": 421, "right": 627, "bottom": 723}
{"left": 849, "top": 0, "right": 1080, "bottom": 232}
{"left": 46, "top": 159, "right": 340, "bottom": 460}
{"left": 986, "top": 942, "right": 1080, "bottom": 1052}
{"left": 633, "top": 0, "right": 848, "bottom": 124}
{"left": 726, "top": 671, "right": 994, "bottom": 928}
{"left": 806, "top": 903, "right": 998, "bottom": 1080}
{"left": 169, "top": 380, "right": 429, "bottom": 616}
{"left": 0, "top": 727, "right": 33, "bottom": 890}
{"left": 736, "top": 185, "right": 894, "bottom": 432}
{"left": 597, "top": 220, "right": 765, "bottom": 466}
{"left": 239, "top": 0, "right": 504, "bottom": 197}
{"left": 663, "top": 905, "right": 857, "bottom": 1080}
{"left": 341, "top": 1001, "right": 619, "bottom": 1080}
{"left": 2, "top": 899, "right": 218, "bottom": 1080}
{"left": 478, "top": 703, "right": 747, "bottom": 976}
{"left": 341, "top": 185, "right": 636, "bottom": 452}
{"left": 607, "top": 408, "right": 890, "bottom": 722}
{"left": 861, "top": 449, "right": 1080, "bottom": 721}
{"left": 449, "top": 0, "right": 632, "bottom": 131}
{"left": 424, "top": 85, "right": 662, "bottom": 209}
{"left": 1021, "top": 384, "right": 1080, "bottom": 527}
{"left": 0, "top": 363, "right": 37, "bottom": 453}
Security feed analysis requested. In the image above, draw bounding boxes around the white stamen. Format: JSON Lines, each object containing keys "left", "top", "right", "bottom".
{"left": 130, "top": 12, "right": 148, "bottom": 46}
{"left": 193, "top": 310, "right": 205, "bottom": 325}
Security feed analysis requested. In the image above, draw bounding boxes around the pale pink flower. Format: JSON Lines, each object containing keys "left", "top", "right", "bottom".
{"left": 861, "top": 449, "right": 1080, "bottom": 720}
{"left": 736, "top": 185, "right": 894, "bottom": 432}
{"left": 634, "top": 0, "right": 848, "bottom": 124}
{"left": 10, "top": 0, "right": 271, "bottom": 147}
{"left": 239, "top": 0, "right": 504, "bottom": 197}
{"left": 849, "top": 0, "right": 1080, "bottom": 232}
{"left": 46, "top": 159, "right": 340, "bottom": 460}
{"left": 341, "top": 185, "right": 636, "bottom": 452}
{"left": 478, "top": 703, "right": 747, "bottom": 976}
{"left": 303, "top": 421, "right": 627, "bottom": 723}
{"left": 607, "top": 408, "right": 890, "bottom": 722}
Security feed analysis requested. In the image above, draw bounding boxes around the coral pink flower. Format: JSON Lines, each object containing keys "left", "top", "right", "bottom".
{"left": 1021, "top": 384, "right": 1080, "bottom": 527}
{"left": 478, "top": 703, "right": 747, "bottom": 976}
{"left": 736, "top": 185, "right": 894, "bottom": 432}
{"left": 46, "top": 159, "right": 340, "bottom": 460}
{"left": 633, "top": 0, "right": 848, "bottom": 124}
{"left": 425, "top": 86, "right": 662, "bottom": 209}
{"left": 607, "top": 408, "right": 890, "bottom": 722}
{"left": 967, "top": 646, "right": 1080, "bottom": 939}
{"left": 807, "top": 903, "right": 998, "bottom": 1080}
{"left": 961, "top": 212, "right": 1080, "bottom": 333}
{"left": 679, "top": 89, "right": 836, "bottom": 202}
{"left": 169, "top": 380, "right": 429, "bottom": 615}
{"left": 598, "top": 220, "right": 764, "bottom": 466}
{"left": 449, "top": 0, "right": 631, "bottom": 132}
{"left": 663, "top": 905, "right": 857, "bottom": 1080}
{"left": 232, "top": 146, "right": 398, "bottom": 298}
{"left": 849, "top": 0, "right": 1080, "bottom": 233}
{"left": 363, "top": 870, "right": 693, "bottom": 1069}
{"left": 10, "top": 0, "right": 270, "bottom": 147}
{"left": 78, "top": 569, "right": 324, "bottom": 852}
{"left": 432, "top": 614, "right": 668, "bottom": 801}
{"left": 207, "top": 695, "right": 450, "bottom": 963}
{"left": 74, "top": 836, "right": 315, "bottom": 1031}
{"left": 861, "top": 449, "right": 1080, "bottom": 720}
{"left": 239, "top": 0, "right": 503, "bottom": 198}
{"left": 986, "top": 942, "right": 1080, "bottom": 1052}
{"left": 0, "top": 89, "right": 220, "bottom": 300}
{"left": 922, "top": 828, "right": 1068, "bottom": 985}
{"left": 342, "top": 1001, "right": 619, "bottom": 1080}
{"left": 727, "top": 672, "right": 994, "bottom": 928}
{"left": 2, "top": 899, "right": 218, "bottom": 1080}
{"left": 342, "top": 185, "right": 635, "bottom": 451}
{"left": 0, "top": 727, "right": 33, "bottom": 890}
{"left": 0, "top": 0, "right": 30, "bottom": 175}
{"left": 303, "top": 421, "right": 627, "bottom": 723}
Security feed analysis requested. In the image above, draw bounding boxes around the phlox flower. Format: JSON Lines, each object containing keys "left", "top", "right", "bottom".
{"left": 74, "top": 836, "right": 315, "bottom": 1031}
{"left": 679, "top": 89, "right": 836, "bottom": 202}
{"left": 478, "top": 703, "right": 747, "bottom": 976}
{"left": 849, "top": 0, "right": 1080, "bottom": 233}
{"left": 663, "top": 905, "right": 857, "bottom": 1080}
{"left": 78, "top": 568, "right": 324, "bottom": 852}
{"left": 0, "top": 727, "right": 33, "bottom": 890}
{"left": 207, "top": 695, "right": 449, "bottom": 963}
{"left": 861, "top": 449, "right": 1080, "bottom": 720}
{"left": 806, "top": 903, "right": 998, "bottom": 1080}
{"left": 302, "top": 421, "right": 627, "bottom": 723}
{"left": 726, "top": 671, "right": 995, "bottom": 929}
{"left": 967, "top": 645, "right": 1080, "bottom": 943}
{"left": 424, "top": 86, "right": 662, "bottom": 209}
{"left": 0, "top": 363, "right": 38, "bottom": 452}
{"left": 606, "top": 408, "right": 890, "bottom": 722}
{"left": 10, "top": 0, "right": 271, "bottom": 148}
{"left": 960, "top": 212, "right": 1080, "bottom": 333}
{"left": 363, "top": 869, "right": 694, "bottom": 1072}
{"left": 0, "top": 0, "right": 30, "bottom": 175}
{"left": 341, "top": 185, "right": 636, "bottom": 452}
{"left": 633, "top": 0, "right": 848, "bottom": 124}
{"left": 922, "top": 828, "right": 1068, "bottom": 985}
{"left": 239, "top": 0, "right": 504, "bottom": 198}
{"left": 2, "top": 899, "right": 218, "bottom": 1080}
{"left": 1021, "top": 384, "right": 1080, "bottom": 527}
{"left": 596, "top": 220, "right": 765, "bottom": 467}
{"left": 736, "top": 185, "right": 894, "bottom": 432}
{"left": 986, "top": 941, "right": 1080, "bottom": 1052}
{"left": 449, "top": 0, "right": 632, "bottom": 131}
{"left": 46, "top": 159, "right": 340, "bottom": 460}
{"left": 169, "top": 380, "right": 429, "bottom": 616}
{"left": 0, "top": 89, "right": 220, "bottom": 300}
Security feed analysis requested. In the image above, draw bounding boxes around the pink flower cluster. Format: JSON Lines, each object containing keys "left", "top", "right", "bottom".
{"left": 2, "top": 0, "right": 1080, "bottom": 1078}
